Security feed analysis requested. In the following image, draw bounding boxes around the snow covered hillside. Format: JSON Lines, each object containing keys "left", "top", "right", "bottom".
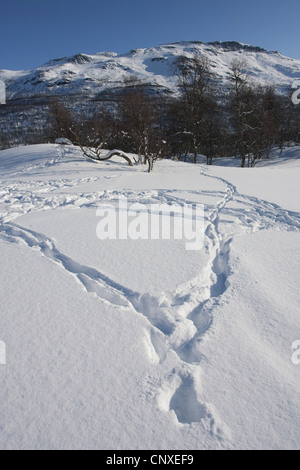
{"left": 2, "top": 40, "right": 300, "bottom": 152}
{"left": 1, "top": 41, "right": 300, "bottom": 100}
{"left": 0, "top": 144, "right": 299, "bottom": 450}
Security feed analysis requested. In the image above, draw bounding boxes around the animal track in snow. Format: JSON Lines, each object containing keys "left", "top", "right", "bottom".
{"left": 1, "top": 162, "right": 300, "bottom": 439}
{"left": 170, "top": 374, "right": 208, "bottom": 424}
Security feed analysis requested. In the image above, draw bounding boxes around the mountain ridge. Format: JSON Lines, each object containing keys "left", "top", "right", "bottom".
{"left": 1, "top": 40, "right": 300, "bottom": 150}
{"left": 1, "top": 40, "right": 300, "bottom": 101}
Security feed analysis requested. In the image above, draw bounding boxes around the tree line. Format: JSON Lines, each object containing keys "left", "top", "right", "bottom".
{"left": 50, "top": 54, "right": 300, "bottom": 170}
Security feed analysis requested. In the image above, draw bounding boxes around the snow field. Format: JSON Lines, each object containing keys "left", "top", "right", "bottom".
{"left": 0, "top": 144, "right": 299, "bottom": 449}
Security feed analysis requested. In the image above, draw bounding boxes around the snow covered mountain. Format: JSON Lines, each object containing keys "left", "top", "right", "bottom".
{"left": 2, "top": 41, "right": 300, "bottom": 100}
{"left": 1, "top": 41, "right": 300, "bottom": 151}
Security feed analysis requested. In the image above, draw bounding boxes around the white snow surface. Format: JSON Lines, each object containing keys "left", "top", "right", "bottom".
{"left": 0, "top": 144, "right": 299, "bottom": 450}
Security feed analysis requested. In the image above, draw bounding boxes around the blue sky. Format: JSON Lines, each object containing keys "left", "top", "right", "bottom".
{"left": 1, "top": 0, "right": 299, "bottom": 69}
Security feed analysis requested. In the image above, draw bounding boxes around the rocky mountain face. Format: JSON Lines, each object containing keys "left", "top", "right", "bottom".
{"left": 1, "top": 41, "right": 300, "bottom": 148}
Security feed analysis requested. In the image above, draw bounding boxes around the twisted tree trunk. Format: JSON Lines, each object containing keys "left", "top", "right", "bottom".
{"left": 79, "top": 145, "right": 133, "bottom": 166}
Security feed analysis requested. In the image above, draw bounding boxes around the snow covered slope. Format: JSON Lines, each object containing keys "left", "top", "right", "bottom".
{"left": 1, "top": 41, "right": 300, "bottom": 100}
{"left": 0, "top": 144, "right": 299, "bottom": 450}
